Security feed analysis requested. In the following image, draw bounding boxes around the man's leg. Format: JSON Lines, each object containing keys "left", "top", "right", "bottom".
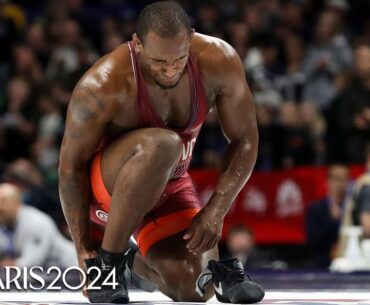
{"left": 96, "top": 127, "right": 216, "bottom": 301}
{"left": 142, "top": 231, "right": 218, "bottom": 302}
{"left": 100, "top": 128, "right": 182, "bottom": 253}
{"left": 93, "top": 127, "right": 263, "bottom": 303}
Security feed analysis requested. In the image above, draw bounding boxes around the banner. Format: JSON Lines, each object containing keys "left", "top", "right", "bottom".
{"left": 189, "top": 165, "right": 365, "bottom": 245}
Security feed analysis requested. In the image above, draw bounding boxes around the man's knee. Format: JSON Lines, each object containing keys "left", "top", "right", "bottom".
{"left": 140, "top": 128, "right": 182, "bottom": 164}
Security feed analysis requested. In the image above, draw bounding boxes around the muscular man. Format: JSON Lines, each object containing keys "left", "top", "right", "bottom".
{"left": 59, "top": 2, "right": 263, "bottom": 303}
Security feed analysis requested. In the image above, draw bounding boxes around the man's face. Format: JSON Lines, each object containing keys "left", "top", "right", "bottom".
{"left": 0, "top": 187, "right": 19, "bottom": 226}
{"left": 354, "top": 46, "right": 370, "bottom": 80}
{"left": 227, "top": 231, "right": 254, "bottom": 255}
{"left": 316, "top": 12, "right": 336, "bottom": 41}
{"left": 327, "top": 165, "right": 349, "bottom": 200}
{"left": 135, "top": 29, "right": 192, "bottom": 89}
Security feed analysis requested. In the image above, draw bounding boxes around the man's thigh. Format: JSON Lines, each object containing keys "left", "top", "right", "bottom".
{"left": 90, "top": 127, "right": 181, "bottom": 212}
{"left": 99, "top": 127, "right": 182, "bottom": 197}
{"left": 89, "top": 163, "right": 203, "bottom": 253}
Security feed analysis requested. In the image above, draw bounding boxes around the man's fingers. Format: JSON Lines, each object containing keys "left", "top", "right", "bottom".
{"left": 183, "top": 224, "right": 195, "bottom": 240}
{"left": 186, "top": 230, "right": 203, "bottom": 250}
{"left": 195, "top": 237, "right": 212, "bottom": 254}
{"left": 82, "top": 286, "right": 88, "bottom": 298}
{"left": 205, "top": 237, "right": 216, "bottom": 252}
{"left": 196, "top": 234, "right": 218, "bottom": 254}
{"left": 183, "top": 231, "right": 193, "bottom": 240}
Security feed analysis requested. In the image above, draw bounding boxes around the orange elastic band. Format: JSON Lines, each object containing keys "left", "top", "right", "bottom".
{"left": 137, "top": 208, "right": 200, "bottom": 256}
{"left": 91, "top": 153, "right": 111, "bottom": 212}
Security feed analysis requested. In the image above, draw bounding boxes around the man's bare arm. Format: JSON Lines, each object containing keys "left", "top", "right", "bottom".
{"left": 59, "top": 85, "right": 110, "bottom": 254}
{"left": 208, "top": 46, "right": 258, "bottom": 217}
{"left": 184, "top": 41, "right": 258, "bottom": 253}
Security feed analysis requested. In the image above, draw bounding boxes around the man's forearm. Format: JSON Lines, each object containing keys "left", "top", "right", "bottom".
{"left": 59, "top": 169, "right": 91, "bottom": 252}
{"left": 207, "top": 138, "right": 258, "bottom": 217}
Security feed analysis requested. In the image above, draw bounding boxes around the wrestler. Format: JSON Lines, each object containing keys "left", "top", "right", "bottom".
{"left": 59, "top": 2, "right": 263, "bottom": 303}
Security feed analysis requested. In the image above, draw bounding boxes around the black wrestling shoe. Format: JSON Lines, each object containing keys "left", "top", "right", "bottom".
{"left": 85, "top": 255, "right": 129, "bottom": 304}
{"left": 124, "top": 240, "right": 157, "bottom": 292}
{"left": 196, "top": 259, "right": 265, "bottom": 304}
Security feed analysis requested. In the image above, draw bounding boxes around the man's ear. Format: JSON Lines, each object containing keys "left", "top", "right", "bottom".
{"left": 132, "top": 33, "right": 143, "bottom": 52}
{"left": 188, "top": 29, "right": 195, "bottom": 46}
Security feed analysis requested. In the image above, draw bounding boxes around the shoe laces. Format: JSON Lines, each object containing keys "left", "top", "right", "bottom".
{"left": 224, "top": 266, "right": 248, "bottom": 283}
{"left": 93, "top": 257, "right": 126, "bottom": 288}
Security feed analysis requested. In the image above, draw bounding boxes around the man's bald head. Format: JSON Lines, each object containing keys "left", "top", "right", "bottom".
{"left": 136, "top": 1, "right": 192, "bottom": 44}
{"left": 0, "top": 183, "right": 22, "bottom": 226}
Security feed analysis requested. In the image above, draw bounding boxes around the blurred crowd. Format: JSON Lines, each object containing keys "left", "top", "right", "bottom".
{"left": 1, "top": 0, "right": 370, "bottom": 269}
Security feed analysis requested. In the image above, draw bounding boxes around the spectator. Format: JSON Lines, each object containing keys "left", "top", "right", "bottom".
{"left": 46, "top": 19, "right": 82, "bottom": 81}
{"left": 0, "top": 183, "right": 77, "bottom": 268}
{"left": 25, "top": 22, "right": 49, "bottom": 68}
{"left": 227, "top": 21, "right": 250, "bottom": 60}
{"left": 278, "top": 101, "right": 315, "bottom": 168}
{"left": 195, "top": 1, "right": 220, "bottom": 35}
{"left": 302, "top": 10, "right": 352, "bottom": 110}
{"left": 335, "top": 144, "right": 370, "bottom": 260}
{"left": 32, "top": 94, "right": 63, "bottom": 174}
{"left": 279, "top": 0, "right": 308, "bottom": 39}
{"left": 2, "top": 159, "right": 62, "bottom": 224}
{"left": 12, "top": 44, "right": 43, "bottom": 86}
{"left": 101, "top": 32, "right": 123, "bottom": 55}
{"left": 300, "top": 101, "right": 327, "bottom": 164}
{"left": 306, "top": 164, "right": 350, "bottom": 268}
{"left": 327, "top": 40, "right": 370, "bottom": 164}
{"left": 1, "top": 77, "right": 36, "bottom": 162}
{"left": 100, "top": 16, "right": 121, "bottom": 54}
{"left": 255, "top": 103, "right": 280, "bottom": 170}
{"left": 245, "top": 32, "right": 283, "bottom": 112}
{"left": 351, "top": 144, "right": 370, "bottom": 237}
{"left": 242, "top": 2, "right": 268, "bottom": 35}
{"left": 0, "top": 0, "right": 25, "bottom": 86}
{"left": 275, "top": 33, "right": 306, "bottom": 103}
{"left": 223, "top": 224, "right": 268, "bottom": 269}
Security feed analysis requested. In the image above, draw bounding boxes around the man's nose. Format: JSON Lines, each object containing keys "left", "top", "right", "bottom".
{"left": 163, "top": 65, "right": 177, "bottom": 78}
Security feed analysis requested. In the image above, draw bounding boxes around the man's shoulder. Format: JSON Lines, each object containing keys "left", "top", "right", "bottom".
{"left": 18, "top": 206, "right": 55, "bottom": 230}
{"left": 190, "top": 33, "right": 241, "bottom": 90}
{"left": 76, "top": 43, "right": 134, "bottom": 94}
{"left": 191, "top": 33, "right": 238, "bottom": 70}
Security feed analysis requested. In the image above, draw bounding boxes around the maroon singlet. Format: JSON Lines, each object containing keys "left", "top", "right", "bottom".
{"left": 128, "top": 41, "right": 209, "bottom": 179}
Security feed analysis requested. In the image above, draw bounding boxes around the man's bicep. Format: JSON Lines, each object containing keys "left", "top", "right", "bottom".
{"left": 216, "top": 65, "right": 257, "bottom": 142}
{"left": 60, "top": 88, "right": 107, "bottom": 170}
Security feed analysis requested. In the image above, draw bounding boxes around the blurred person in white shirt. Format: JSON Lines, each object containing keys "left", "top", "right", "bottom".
{"left": 0, "top": 183, "right": 77, "bottom": 268}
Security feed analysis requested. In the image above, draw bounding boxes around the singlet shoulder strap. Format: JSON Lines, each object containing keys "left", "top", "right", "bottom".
{"left": 127, "top": 41, "right": 153, "bottom": 126}
{"left": 188, "top": 52, "right": 209, "bottom": 125}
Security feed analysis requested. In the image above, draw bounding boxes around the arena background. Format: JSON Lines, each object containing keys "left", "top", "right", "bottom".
{"left": 1, "top": 0, "right": 370, "bottom": 280}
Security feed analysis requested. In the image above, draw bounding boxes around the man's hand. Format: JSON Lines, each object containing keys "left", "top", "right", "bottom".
{"left": 183, "top": 207, "right": 223, "bottom": 254}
